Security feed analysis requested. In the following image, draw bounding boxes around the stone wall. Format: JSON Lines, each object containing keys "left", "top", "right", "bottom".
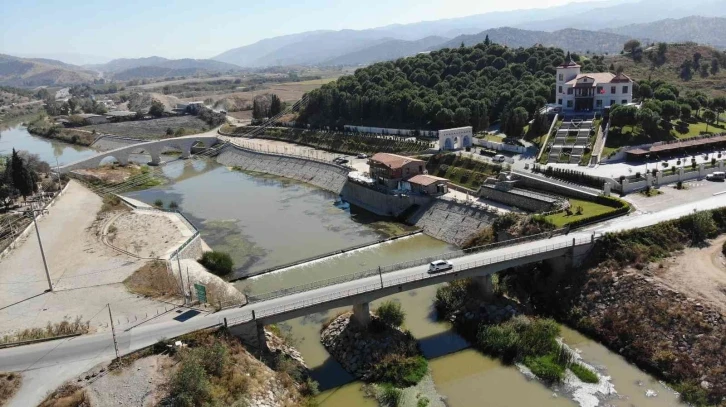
{"left": 216, "top": 145, "right": 350, "bottom": 193}
{"left": 514, "top": 172, "right": 600, "bottom": 199}
{"left": 406, "top": 199, "right": 498, "bottom": 246}
{"left": 175, "top": 234, "right": 203, "bottom": 261}
{"left": 340, "top": 182, "right": 430, "bottom": 217}
{"left": 478, "top": 186, "right": 555, "bottom": 212}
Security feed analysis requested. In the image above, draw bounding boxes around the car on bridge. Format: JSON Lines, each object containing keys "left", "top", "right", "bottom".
{"left": 428, "top": 259, "right": 453, "bottom": 273}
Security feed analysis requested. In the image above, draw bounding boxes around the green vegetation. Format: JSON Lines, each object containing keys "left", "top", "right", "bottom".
{"left": 153, "top": 199, "right": 163, "bottom": 207}
{"left": 199, "top": 250, "right": 234, "bottom": 276}
{"left": 372, "top": 354, "right": 428, "bottom": 388}
{"left": 570, "top": 363, "right": 599, "bottom": 384}
{"left": 299, "top": 43, "right": 576, "bottom": 132}
{"left": 544, "top": 198, "right": 618, "bottom": 227}
{"left": 523, "top": 354, "right": 566, "bottom": 383}
{"left": 375, "top": 301, "right": 406, "bottom": 327}
{"left": 379, "top": 384, "right": 403, "bottom": 407}
{"left": 426, "top": 153, "right": 502, "bottom": 190}
{"left": 416, "top": 396, "right": 430, "bottom": 407}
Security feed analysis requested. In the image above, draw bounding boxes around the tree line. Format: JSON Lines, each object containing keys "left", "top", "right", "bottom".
{"left": 297, "top": 42, "right": 599, "bottom": 133}
{"left": 252, "top": 94, "right": 284, "bottom": 120}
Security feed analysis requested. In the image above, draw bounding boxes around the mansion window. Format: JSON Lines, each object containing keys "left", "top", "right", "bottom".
{"left": 611, "top": 86, "right": 616, "bottom": 94}
{"left": 596, "top": 100, "right": 603, "bottom": 107}
{"left": 567, "top": 88, "right": 573, "bottom": 95}
{"left": 559, "top": 74, "right": 563, "bottom": 81}
{"left": 566, "top": 100, "right": 573, "bottom": 108}
{"left": 559, "top": 86, "right": 562, "bottom": 93}
{"left": 622, "top": 86, "right": 629, "bottom": 94}
{"left": 558, "top": 99, "right": 563, "bottom": 105}
{"left": 610, "top": 100, "right": 616, "bottom": 106}
{"left": 622, "top": 100, "right": 628, "bottom": 104}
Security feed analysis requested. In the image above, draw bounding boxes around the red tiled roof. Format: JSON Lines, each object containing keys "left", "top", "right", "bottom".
{"left": 370, "top": 153, "right": 424, "bottom": 169}
{"left": 408, "top": 174, "right": 449, "bottom": 186}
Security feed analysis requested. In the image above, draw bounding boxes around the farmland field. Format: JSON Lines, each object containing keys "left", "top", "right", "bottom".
{"left": 84, "top": 116, "right": 210, "bottom": 139}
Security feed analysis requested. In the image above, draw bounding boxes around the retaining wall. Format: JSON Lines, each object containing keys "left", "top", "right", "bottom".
{"left": 514, "top": 172, "right": 600, "bottom": 199}
{"left": 340, "top": 182, "right": 429, "bottom": 217}
{"left": 405, "top": 199, "right": 498, "bottom": 246}
{"left": 478, "top": 186, "right": 555, "bottom": 212}
{"left": 216, "top": 145, "right": 350, "bottom": 193}
{"left": 176, "top": 234, "right": 203, "bottom": 261}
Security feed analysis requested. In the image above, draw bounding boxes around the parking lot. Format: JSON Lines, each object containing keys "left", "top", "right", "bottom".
{"left": 624, "top": 178, "right": 726, "bottom": 213}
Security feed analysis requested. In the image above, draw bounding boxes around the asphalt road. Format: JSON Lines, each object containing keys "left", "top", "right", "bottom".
{"left": 2, "top": 194, "right": 726, "bottom": 406}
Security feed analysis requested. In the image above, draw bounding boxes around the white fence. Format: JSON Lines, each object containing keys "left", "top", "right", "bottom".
{"left": 473, "top": 138, "right": 526, "bottom": 154}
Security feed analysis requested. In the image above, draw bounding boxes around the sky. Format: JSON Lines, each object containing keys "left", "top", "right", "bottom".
{"left": 0, "top": 0, "right": 605, "bottom": 63}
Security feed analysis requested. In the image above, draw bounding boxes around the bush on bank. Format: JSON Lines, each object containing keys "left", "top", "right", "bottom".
{"left": 371, "top": 354, "right": 428, "bottom": 388}
{"left": 199, "top": 251, "right": 234, "bottom": 276}
{"left": 375, "top": 301, "right": 405, "bottom": 327}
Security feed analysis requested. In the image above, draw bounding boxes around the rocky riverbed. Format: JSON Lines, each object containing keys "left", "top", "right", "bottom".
{"left": 320, "top": 312, "right": 420, "bottom": 380}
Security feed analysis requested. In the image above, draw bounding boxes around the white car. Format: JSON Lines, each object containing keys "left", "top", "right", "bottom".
{"left": 428, "top": 260, "right": 453, "bottom": 273}
{"left": 493, "top": 154, "right": 506, "bottom": 162}
{"left": 356, "top": 153, "right": 368, "bottom": 159}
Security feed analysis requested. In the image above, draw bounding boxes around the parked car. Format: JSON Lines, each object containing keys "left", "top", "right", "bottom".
{"left": 428, "top": 260, "right": 453, "bottom": 273}
{"left": 333, "top": 156, "right": 347, "bottom": 163}
{"left": 493, "top": 154, "right": 506, "bottom": 162}
{"left": 356, "top": 153, "right": 368, "bottom": 159}
{"left": 706, "top": 171, "right": 725, "bottom": 181}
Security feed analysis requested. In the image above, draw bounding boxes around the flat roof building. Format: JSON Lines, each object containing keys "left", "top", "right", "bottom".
{"left": 368, "top": 153, "right": 426, "bottom": 189}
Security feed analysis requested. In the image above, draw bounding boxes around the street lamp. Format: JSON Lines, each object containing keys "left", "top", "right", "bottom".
{"left": 29, "top": 206, "right": 53, "bottom": 292}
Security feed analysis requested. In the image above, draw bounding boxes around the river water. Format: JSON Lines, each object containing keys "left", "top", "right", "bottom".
{"left": 5, "top": 125, "right": 684, "bottom": 407}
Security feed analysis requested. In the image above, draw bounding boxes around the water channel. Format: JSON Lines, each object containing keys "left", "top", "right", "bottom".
{"left": 5, "top": 124, "right": 684, "bottom": 406}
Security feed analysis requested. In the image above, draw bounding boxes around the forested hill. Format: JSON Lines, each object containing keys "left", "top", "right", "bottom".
{"left": 297, "top": 42, "right": 607, "bottom": 131}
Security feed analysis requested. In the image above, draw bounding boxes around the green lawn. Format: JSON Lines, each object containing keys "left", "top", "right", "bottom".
{"left": 545, "top": 199, "right": 615, "bottom": 227}
{"left": 674, "top": 120, "right": 714, "bottom": 139}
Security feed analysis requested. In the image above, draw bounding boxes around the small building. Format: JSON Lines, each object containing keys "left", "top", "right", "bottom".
{"left": 368, "top": 153, "right": 426, "bottom": 189}
{"left": 438, "top": 127, "right": 473, "bottom": 150}
{"left": 406, "top": 174, "right": 449, "bottom": 196}
{"left": 555, "top": 58, "right": 633, "bottom": 113}
{"left": 77, "top": 113, "right": 108, "bottom": 125}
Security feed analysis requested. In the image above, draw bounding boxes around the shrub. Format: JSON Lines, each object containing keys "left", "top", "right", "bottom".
{"left": 168, "top": 359, "right": 211, "bottom": 407}
{"left": 570, "top": 363, "right": 599, "bottom": 384}
{"left": 417, "top": 397, "right": 430, "bottom": 407}
{"left": 375, "top": 301, "right": 405, "bottom": 327}
{"left": 379, "top": 384, "right": 402, "bottom": 407}
{"left": 153, "top": 199, "right": 163, "bottom": 207}
{"left": 199, "top": 251, "right": 234, "bottom": 275}
{"left": 523, "top": 354, "right": 565, "bottom": 383}
{"left": 371, "top": 354, "right": 428, "bottom": 387}
{"left": 168, "top": 200, "right": 179, "bottom": 210}
{"left": 477, "top": 324, "right": 519, "bottom": 363}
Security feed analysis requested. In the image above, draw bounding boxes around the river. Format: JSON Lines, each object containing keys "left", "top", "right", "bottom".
{"left": 5, "top": 124, "right": 684, "bottom": 407}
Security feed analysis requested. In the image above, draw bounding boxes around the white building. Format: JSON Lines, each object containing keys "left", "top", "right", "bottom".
{"left": 555, "top": 60, "right": 633, "bottom": 113}
{"left": 438, "top": 127, "right": 473, "bottom": 150}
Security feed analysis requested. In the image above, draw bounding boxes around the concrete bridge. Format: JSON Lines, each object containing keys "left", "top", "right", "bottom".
{"left": 58, "top": 134, "right": 220, "bottom": 173}
{"left": 228, "top": 233, "right": 594, "bottom": 350}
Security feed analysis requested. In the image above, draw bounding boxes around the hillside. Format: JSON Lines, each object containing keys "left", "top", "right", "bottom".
{"left": 436, "top": 27, "right": 636, "bottom": 55}
{"left": 323, "top": 36, "right": 449, "bottom": 66}
{"left": 606, "top": 16, "right": 726, "bottom": 49}
{"left": 607, "top": 43, "right": 726, "bottom": 97}
{"left": 0, "top": 54, "right": 96, "bottom": 87}
{"left": 298, "top": 41, "right": 565, "bottom": 131}
{"left": 92, "top": 57, "right": 243, "bottom": 79}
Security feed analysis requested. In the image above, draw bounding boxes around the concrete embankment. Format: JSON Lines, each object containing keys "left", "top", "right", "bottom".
{"left": 406, "top": 199, "right": 499, "bottom": 246}
{"left": 216, "top": 144, "right": 349, "bottom": 193}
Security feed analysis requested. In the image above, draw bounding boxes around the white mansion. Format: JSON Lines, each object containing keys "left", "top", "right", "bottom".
{"left": 555, "top": 59, "right": 633, "bottom": 112}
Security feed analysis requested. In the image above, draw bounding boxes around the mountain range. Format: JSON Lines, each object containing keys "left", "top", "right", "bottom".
{"left": 0, "top": 54, "right": 97, "bottom": 87}
{"left": 213, "top": 0, "right": 726, "bottom": 68}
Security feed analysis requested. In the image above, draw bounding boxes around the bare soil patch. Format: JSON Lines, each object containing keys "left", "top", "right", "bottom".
{"left": 85, "top": 355, "right": 171, "bottom": 407}
{"left": 653, "top": 235, "right": 726, "bottom": 314}
{"left": 108, "top": 211, "right": 187, "bottom": 259}
{"left": 38, "top": 383, "right": 88, "bottom": 407}
{"left": 0, "top": 372, "right": 21, "bottom": 407}
{"left": 75, "top": 163, "right": 146, "bottom": 184}
{"left": 84, "top": 116, "right": 208, "bottom": 140}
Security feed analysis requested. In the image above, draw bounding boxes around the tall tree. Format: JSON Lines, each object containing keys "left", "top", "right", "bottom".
{"left": 10, "top": 149, "right": 34, "bottom": 200}
{"left": 149, "top": 99, "right": 165, "bottom": 118}
{"left": 269, "top": 94, "right": 282, "bottom": 117}
{"left": 702, "top": 110, "right": 716, "bottom": 133}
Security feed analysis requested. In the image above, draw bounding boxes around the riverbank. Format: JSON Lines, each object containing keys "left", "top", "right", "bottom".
{"left": 25, "top": 115, "right": 96, "bottom": 146}
{"left": 500, "top": 208, "right": 726, "bottom": 405}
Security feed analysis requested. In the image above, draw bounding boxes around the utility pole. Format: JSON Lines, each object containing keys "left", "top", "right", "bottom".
{"left": 176, "top": 255, "right": 185, "bottom": 305}
{"left": 378, "top": 266, "right": 384, "bottom": 288}
{"left": 108, "top": 303, "right": 119, "bottom": 359}
{"left": 31, "top": 208, "right": 53, "bottom": 292}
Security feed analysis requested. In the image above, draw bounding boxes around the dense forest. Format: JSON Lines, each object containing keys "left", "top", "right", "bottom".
{"left": 297, "top": 41, "right": 607, "bottom": 132}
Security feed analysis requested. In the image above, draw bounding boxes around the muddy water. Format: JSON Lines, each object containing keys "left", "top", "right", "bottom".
{"left": 0, "top": 124, "right": 98, "bottom": 165}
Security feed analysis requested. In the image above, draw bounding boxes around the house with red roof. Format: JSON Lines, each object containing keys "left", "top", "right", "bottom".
{"left": 555, "top": 58, "right": 634, "bottom": 113}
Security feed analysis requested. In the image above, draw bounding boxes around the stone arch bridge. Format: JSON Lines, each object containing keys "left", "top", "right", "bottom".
{"left": 58, "top": 135, "right": 219, "bottom": 173}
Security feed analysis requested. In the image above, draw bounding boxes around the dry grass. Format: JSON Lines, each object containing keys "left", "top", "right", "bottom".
{"left": 98, "top": 195, "right": 128, "bottom": 215}
{"left": 0, "top": 372, "right": 21, "bottom": 407}
{"left": 0, "top": 317, "right": 90, "bottom": 345}
{"left": 37, "top": 384, "right": 89, "bottom": 407}
{"left": 123, "top": 260, "right": 181, "bottom": 299}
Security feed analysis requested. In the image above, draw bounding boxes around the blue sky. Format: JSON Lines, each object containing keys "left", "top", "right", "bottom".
{"left": 1, "top": 0, "right": 602, "bottom": 62}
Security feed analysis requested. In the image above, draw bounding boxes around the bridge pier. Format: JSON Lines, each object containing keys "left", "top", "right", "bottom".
{"left": 474, "top": 275, "right": 495, "bottom": 299}
{"left": 352, "top": 302, "right": 371, "bottom": 327}
{"left": 229, "top": 320, "right": 268, "bottom": 352}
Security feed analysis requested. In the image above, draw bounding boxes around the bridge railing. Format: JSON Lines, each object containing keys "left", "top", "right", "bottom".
{"left": 245, "top": 228, "right": 570, "bottom": 303}
{"left": 226, "top": 237, "right": 592, "bottom": 325}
